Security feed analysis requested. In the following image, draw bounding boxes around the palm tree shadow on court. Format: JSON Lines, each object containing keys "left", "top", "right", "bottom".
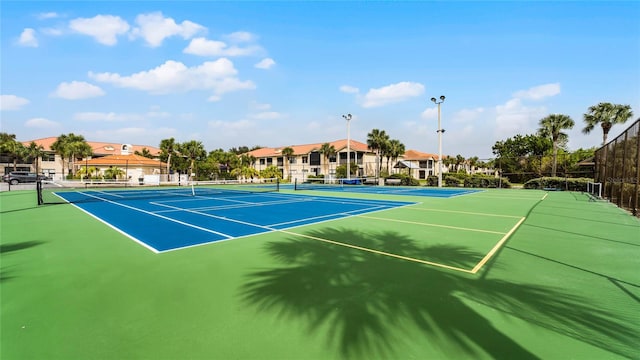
{"left": 240, "top": 228, "right": 637, "bottom": 359}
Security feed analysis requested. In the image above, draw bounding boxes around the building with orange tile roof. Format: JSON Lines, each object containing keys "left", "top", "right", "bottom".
{"left": 10, "top": 137, "right": 162, "bottom": 181}
{"left": 245, "top": 139, "right": 452, "bottom": 182}
{"left": 82, "top": 154, "right": 167, "bottom": 181}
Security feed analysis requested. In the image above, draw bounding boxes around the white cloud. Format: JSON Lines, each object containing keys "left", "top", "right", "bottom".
{"left": 74, "top": 112, "right": 144, "bottom": 122}
{"left": 224, "top": 31, "right": 255, "bottom": 43}
{"left": 41, "top": 27, "right": 64, "bottom": 36}
{"left": 250, "top": 102, "right": 271, "bottom": 111}
{"left": 340, "top": 85, "right": 359, "bottom": 94}
{"left": 51, "top": 81, "right": 105, "bottom": 99}
{"left": 0, "top": 95, "right": 30, "bottom": 110}
{"left": 184, "top": 37, "right": 261, "bottom": 57}
{"left": 250, "top": 111, "right": 283, "bottom": 120}
{"left": 421, "top": 107, "right": 438, "bottom": 119}
{"left": 69, "top": 15, "right": 130, "bottom": 45}
{"left": 130, "top": 12, "right": 205, "bottom": 47}
{"left": 453, "top": 107, "right": 485, "bottom": 124}
{"left": 494, "top": 98, "right": 547, "bottom": 139}
{"left": 255, "top": 58, "right": 275, "bottom": 69}
{"left": 361, "top": 81, "right": 424, "bottom": 108}
{"left": 90, "top": 59, "right": 255, "bottom": 98}
{"left": 208, "top": 119, "right": 254, "bottom": 131}
{"left": 25, "top": 117, "right": 60, "bottom": 128}
{"left": 74, "top": 111, "right": 170, "bottom": 122}
{"left": 18, "top": 28, "right": 38, "bottom": 47}
{"left": 37, "top": 12, "right": 60, "bottom": 20}
{"left": 513, "top": 83, "right": 561, "bottom": 100}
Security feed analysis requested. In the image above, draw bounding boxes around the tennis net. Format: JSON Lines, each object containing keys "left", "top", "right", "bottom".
{"left": 37, "top": 178, "right": 279, "bottom": 205}
{"left": 294, "top": 177, "right": 365, "bottom": 191}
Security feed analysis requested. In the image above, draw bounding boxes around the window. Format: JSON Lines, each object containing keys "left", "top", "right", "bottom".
{"left": 302, "top": 156, "right": 308, "bottom": 164}
{"left": 267, "top": 158, "right": 273, "bottom": 165}
{"left": 42, "top": 153, "right": 55, "bottom": 162}
{"left": 309, "top": 152, "right": 320, "bottom": 166}
{"left": 419, "top": 161, "right": 428, "bottom": 168}
{"left": 259, "top": 159, "right": 265, "bottom": 165}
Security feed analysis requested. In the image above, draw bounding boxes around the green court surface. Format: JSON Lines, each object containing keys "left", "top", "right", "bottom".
{"left": 1, "top": 188, "right": 639, "bottom": 359}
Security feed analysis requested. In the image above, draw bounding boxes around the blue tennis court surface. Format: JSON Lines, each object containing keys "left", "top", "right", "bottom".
{"left": 289, "top": 184, "right": 481, "bottom": 197}
{"left": 59, "top": 190, "right": 415, "bottom": 252}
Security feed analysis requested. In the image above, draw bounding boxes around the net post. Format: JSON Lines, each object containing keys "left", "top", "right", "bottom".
{"left": 36, "top": 180, "right": 43, "bottom": 205}
{"left": 277, "top": 178, "right": 280, "bottom": 192}
{"left": 294, "top": 178, "right": 298, "bottom": 191}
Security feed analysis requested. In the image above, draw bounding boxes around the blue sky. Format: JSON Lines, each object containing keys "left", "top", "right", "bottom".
{"left": 1, "top": 1, "right": 638, "bottom": 159}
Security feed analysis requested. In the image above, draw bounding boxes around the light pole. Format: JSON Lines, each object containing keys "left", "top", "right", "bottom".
{"left": 342, "top": 113, "right": 352, "bottom": 180}
{"left": 430, "top": 95, "right": 446, "bottom": 187}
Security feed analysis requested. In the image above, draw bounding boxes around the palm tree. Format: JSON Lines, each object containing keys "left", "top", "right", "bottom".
{"left": 367, "top": 129, "right": 389, "bottom": 178}
{"left": 51, "top": 134, "right": 70, "bottom": 177}
{"left": 67, "top": 134, "right": 93, "bottom": 176}
{"left": 179, "top": 140, "right": 206, "bottom": 180}
{"left": 0, "top": 133, "right": 26, "bottom": 171}
{"left": 134, "top": 147, "right": 154, "bottom": 159}
{"left": 51, "top": 133, "right": 92, "bottom": 178}
{"left": 281, "top": 147, "right": 294, "bottom": 181}
{"left": 582, "top": 102, "right": 633, "bottom": 145}
{"left": 319, "top": 143, "right": 336, "bottom": 177}
{"left": 386, "top": 139, "right": 405, "bottom": 174}
{"left": 538, "top": 114, "right": 575, "bottom": 177}
{"left": 467, "top": 156, "right": 479, "bottom": 174}
{"left": 104, "top": 166, "right": 125, "bottom": 180}
{"left": 25, "top": 141, "right": 45, "bottom": 176}
{"left": 159, "top": 138, "right": 177, "bottom": 178}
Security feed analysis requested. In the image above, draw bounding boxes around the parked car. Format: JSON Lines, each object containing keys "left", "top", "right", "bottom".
{"left": 2, "top": 171, "right": 50, "bottom": 185}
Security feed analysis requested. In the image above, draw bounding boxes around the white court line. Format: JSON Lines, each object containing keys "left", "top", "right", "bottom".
{"left": 74, "top": 191, "right": 234, "bottom": 239}
{"left": 358, "top": 215, "right": 507, "bottom": 235}
{"left": 267, "top": 205, "right": 390, "bottom": 227}
{"left": 152, "top": 197, "right": 316, "bottom": 214}
{"left": 158, "top": 201, "right": 418, "bottom": 253}
{"left": 151, "top": 201, "right": 277, "bottom": 232}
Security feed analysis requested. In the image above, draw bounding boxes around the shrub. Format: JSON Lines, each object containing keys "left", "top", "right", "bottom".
{"left": 387, "top": 173, "right": 419, "bottom": 186}
{"left": 523, "top": 177, "right": 593, "bottom": 191}
{"left": 463, "top": 174, "right": 511, "bottom": 188}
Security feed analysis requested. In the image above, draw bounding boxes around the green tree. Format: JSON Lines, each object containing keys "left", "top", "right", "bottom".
{"left": 104, "top": 167, "right": 125, "bottom": 180}
{"left": 367, "top": 129, "right": 389, "bottom": 178}
{"left": 134, "top": 147, "right": 155, "bottom": 159}
{"left": 51, "top": 133, "right": 92, "bottom": 177}
{"left": 25, "top": 141, "right": 45, "bottom": 176}
{"left": 582, "top": 102, "right": 633, "bottom": 145}
{"left": 0, "top": 133, "right": 26, "bottom": 171}
{"left": 159, "top": 138, "right": 177, "bottom": 177}
{"left": 385, "top": 139, "right": 405, "bottom": 174}
{"left": 179, "top": 140, "right": 207, "bottom": 180}
{"left": 260, "top": 165, "right": 282, "bottom": 180}
{"left": 281, "top": 146, "right": 294, "bottom": 180}
{"left": 319, "top": 143, "right": 336, "bottom": 177}
{"left": 538, "top": 114, "right": 575, "bottom": 177}
{"left": 454, "top": 154, "right": 466, "bottom": 173}
{"left": 492, "top": 134, "right": 553, "bottom": 183}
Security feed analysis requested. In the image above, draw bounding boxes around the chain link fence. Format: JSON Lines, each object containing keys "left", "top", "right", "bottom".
{"left": 594, "top": 119, "right": 639, "bottom": 216}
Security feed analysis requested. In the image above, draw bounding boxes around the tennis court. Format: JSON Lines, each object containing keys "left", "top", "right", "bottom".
{"left": 1, "top": 186, "right": 639, "bottom": 359}
{"left": 49, "top": 185, "right": 415, "bottom": 252}
{"left": 291, "top": 179, "right": 482, "bottom": 197}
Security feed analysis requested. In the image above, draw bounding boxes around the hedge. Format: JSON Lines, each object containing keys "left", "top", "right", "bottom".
{"left": 523, "top": 177, "right": 593, "bottom": 191}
